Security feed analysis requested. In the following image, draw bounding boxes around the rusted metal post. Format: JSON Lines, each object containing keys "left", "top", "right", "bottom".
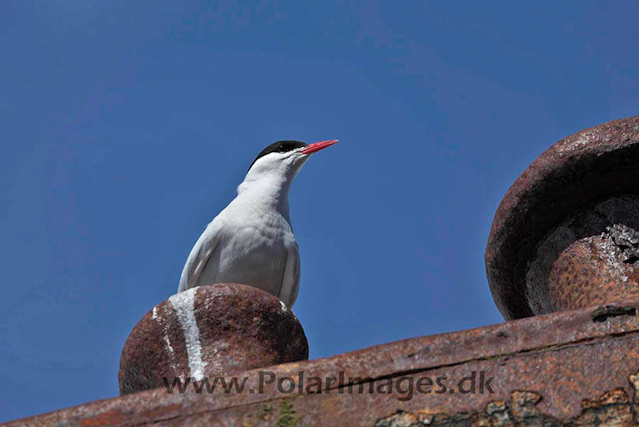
{"left": 118, "top": 283, "right": 308, "bottom": 395}
{"left": 486, "top": 115, "right": 639, "bottom": 319}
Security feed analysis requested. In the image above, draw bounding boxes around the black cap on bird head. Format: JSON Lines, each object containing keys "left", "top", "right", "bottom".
{"left": 248, "top": 140, "right": 307, "bottom": 172}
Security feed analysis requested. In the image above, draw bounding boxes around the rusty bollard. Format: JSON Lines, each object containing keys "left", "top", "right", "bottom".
{"left": 486, "top": 115, "right": 639, "bottom": 319}
{"left": 118, "top": 283, "right": 308, "bottom": 395}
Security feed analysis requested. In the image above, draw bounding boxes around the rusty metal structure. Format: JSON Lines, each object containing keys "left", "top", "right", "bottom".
{"left": 118, "top": 283, "right": 308, "bottom": 395}
{"left": 6, "top": 115, "right": 639, "bottom": 426}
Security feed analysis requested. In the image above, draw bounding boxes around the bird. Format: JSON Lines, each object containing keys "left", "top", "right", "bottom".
{"left": 178, "top": 139, "right": 338, "bottom": 308}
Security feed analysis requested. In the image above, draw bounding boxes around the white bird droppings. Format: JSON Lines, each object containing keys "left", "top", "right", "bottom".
{"left": 163, "top": 334, "right": 176, "bottom": 358}
{"left": 152, "top": 304, "right": 177, "bottom": 370}
{"left": 169, "top": 289, "right": 208, "bottom": 381}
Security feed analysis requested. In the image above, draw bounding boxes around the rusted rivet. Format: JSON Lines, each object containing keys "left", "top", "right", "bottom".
{"left": 118, "top": 283, "right": 308, "bottom": 395}
{"left": 486, "top": 115, "right": 639, "bottom": 319}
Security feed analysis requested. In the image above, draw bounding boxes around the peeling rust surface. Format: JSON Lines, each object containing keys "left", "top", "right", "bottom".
{"left": 6, "top": 299, "right": 639, "bottom": 426}
{"left": 524, "top": 199, "right": 639, "bottom": 316}
{"left": 546, "top": 226, "right": 639, "bottom": 314}
{"left": 374, "top": 388, "right": 636, "bottom": 426}
{"left": 485, "top": 115, "right": 639, "bottom": 319}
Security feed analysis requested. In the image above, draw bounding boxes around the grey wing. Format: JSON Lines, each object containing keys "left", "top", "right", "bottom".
{"left": 278, "top": 240, "right": 300, "bottom": 308}
{"left": 177, "top": 219, "right": 222, "bottom": 293}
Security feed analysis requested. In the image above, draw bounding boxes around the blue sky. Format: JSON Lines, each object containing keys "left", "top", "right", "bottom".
{"left": 1, "top": 0, "right": 638, "bottom": 421}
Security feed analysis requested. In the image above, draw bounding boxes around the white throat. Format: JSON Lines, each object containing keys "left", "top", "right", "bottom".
{"left": 235, "top": 155, "right": 308, "bottom": 223}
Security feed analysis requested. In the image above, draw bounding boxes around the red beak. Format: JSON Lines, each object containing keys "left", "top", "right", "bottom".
{"left": 301, "top": 139, "right": 338, "bottom": 154}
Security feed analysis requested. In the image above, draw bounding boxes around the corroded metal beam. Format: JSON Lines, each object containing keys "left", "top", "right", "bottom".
{"left": 6, "top": 299, "right": 639, "bottom": 426}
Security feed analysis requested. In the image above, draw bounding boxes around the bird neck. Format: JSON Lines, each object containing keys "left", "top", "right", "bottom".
{"left": 236, "top": 171, "right": 295, "bottom": 221}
